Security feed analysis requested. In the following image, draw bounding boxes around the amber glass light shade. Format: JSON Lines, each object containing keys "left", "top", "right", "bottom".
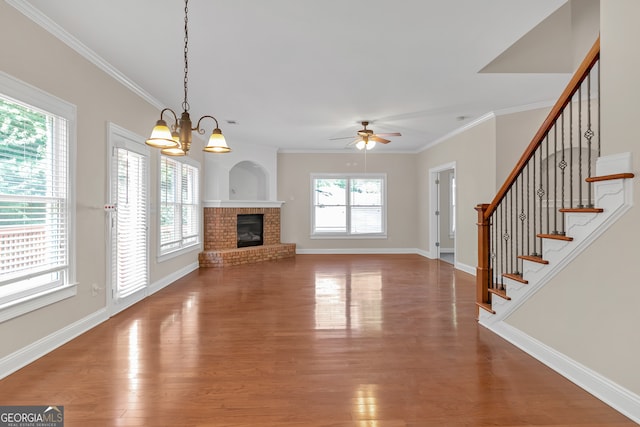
{"left": 146, "top": 120, "right": 178, "bottom": 149}
{"left": 203, "top": 128, "right": 231, "bottom": 153}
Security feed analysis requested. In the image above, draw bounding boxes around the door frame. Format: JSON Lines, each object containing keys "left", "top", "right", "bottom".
{"left": 429, "top": 161, "right": 456, "bottom": 261}
{"left": 106, "top": 122, "right": 150, "bottom": 317}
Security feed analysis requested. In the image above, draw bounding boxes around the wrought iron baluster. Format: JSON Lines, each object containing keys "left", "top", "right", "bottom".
{"left": 597, "top": 61, "right": 601, "bottom": 157}
{"left": 509, "top": 189, "right": 514, "bottom": 274}
{"left": 578, "top": 85, "right": 584, "bottom": 208}
{"left": 511, "top": 179, "right": 520, "bottom": 274}
{"left": 520, "top": 172, "right": 525, "bottom": 261}
{"left": 570, "top": 101, "right": 574, "bottom": 209}
{"left": 527, "top": 163, "right": 531, "bottom": 255}
{"left": 559, "top": 111, "right": 567, "bottom": 235}
{"left": 586, "top": 72, "right": 594, "bottom": 207}
{"left": 500, "top": 200, "right": 509, "bottom": 289}
{"left": 545, "top": 134, "right": 550, "bottom": 234}
{"left": 491, "top": 211, "right": 496, "bottom": 288}
{"left": 552, "top": 126, "right": 558, "bottom": 234}
{"left": 538, "top": 145, "right": 544, "bottom": 246}
{"left": 532, "top": 153, "right": 537, "bottom": 256}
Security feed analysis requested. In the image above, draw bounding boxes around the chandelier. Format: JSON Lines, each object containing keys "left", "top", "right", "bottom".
{"left": 145, "top": 0, "right": 230, "bottom": 155}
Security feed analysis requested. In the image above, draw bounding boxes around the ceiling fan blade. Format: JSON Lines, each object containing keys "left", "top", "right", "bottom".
{"left": 329, "top": 136, "right": 357, "bottom": 140}
{"left": 345, "top": 138, "right": 361, "bottom": 147}
{"left": 375, "top": 132, "right": 401, "bottom": 137}
{"left": 371, "top": 136, "right": 390, "bottom": 144}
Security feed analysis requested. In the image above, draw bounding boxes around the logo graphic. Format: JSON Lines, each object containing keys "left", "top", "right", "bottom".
{"left": 0, "top": 405, "right": 64, "bottom": 427}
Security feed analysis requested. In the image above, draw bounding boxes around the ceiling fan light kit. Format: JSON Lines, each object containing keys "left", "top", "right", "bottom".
{"left": 356, "top": 138, "right": 376, "bottom": 150}
{"left": 330, "top": 121, "right": 401, "bottom": 150}
{"left": 145, "top": 0, "right": 230, "bottom": 156}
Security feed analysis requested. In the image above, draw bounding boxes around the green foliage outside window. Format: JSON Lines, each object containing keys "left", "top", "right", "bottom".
{"left": 0, "top": 97, "right": 49, "bottom": 226}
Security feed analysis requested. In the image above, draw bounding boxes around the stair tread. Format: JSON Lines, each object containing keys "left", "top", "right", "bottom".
{"left": 537, "top": 233, "right": 574, "bottom": 241}
{"left": 476, "top": 302, "right": 496, "bottom": 314}
{"left": 489, "top": 288, "right": 511, "bottom": 300}
{"left": 503, "top": 273, "right": 528, "bottom": 284}
{"left": 586, "top": 172, "right": 634, "bottom": 182}
{"left": 517, "top": 255, "right": 549, "bottom": 264}
{"left": 559, "top": 207, "right": 604, "bottom": 213}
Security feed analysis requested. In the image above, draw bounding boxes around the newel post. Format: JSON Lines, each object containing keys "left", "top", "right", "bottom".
{"left": 475, "top": 204, "right": 490, "bottom": 314}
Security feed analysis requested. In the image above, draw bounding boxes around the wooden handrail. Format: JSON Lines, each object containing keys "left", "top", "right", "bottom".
{"left": 483, "top": 37, "right": 600, "bottom": 220}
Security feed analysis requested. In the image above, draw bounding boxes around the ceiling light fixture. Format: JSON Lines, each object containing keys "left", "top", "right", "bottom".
{"left": 145, "top": 0, "right": 230, "bottom": 155}
{"left": 356, "top": 136, "right": 376, "bottom": 151}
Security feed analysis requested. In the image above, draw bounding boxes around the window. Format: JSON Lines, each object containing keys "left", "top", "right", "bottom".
{"left": 0, "top": 73, "right": 76, "bottom": 321}
{"left": 311, "top": 174, "right": 386, "bottom": 237}
{"left": 159, "top": 155, "right": 200, "bottom": 258}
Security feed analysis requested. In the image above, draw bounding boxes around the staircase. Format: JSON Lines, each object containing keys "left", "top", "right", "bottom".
{"left": 475, "top": 36, "right": 635, "bottom": 321}
{"left": 477, "top": 153, "right": 634, "bottom": 325}
{"left": 472, "top": 34, "right": 640, "bottom": 424}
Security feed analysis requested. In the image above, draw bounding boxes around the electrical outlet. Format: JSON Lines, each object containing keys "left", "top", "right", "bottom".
{"left": 91, "top": 283, "right": 100, "bottom": 296}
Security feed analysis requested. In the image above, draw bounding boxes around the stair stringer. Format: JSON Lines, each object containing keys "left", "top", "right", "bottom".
{"left": 476, "top": 152, "right": 640, "bottom": 422}
{"left": 478, "top": 152, "right": 634, "bottom": 326}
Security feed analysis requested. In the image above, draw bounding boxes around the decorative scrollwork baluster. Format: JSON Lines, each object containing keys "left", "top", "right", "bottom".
{"left": 559, "top": 112, "right": 567, "bottom": 236}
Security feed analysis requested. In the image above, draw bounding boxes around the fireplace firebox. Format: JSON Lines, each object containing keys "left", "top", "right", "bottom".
{"left": 237, "top": 214, "right": 264, "bottom": 248}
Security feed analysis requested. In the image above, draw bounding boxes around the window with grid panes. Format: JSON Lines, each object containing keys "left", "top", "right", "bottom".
{"left": 0, "top": 74, "right": 76, "bottom": 320}
{"left": 159, "top": 155, "right": 200, "bottom": 257}
{"left": 311, "top": 174, "right": 386, "bottom": 237}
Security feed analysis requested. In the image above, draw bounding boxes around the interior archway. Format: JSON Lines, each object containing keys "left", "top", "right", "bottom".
{"left": 229, "top": 161, "right": 268, "bottom": 200}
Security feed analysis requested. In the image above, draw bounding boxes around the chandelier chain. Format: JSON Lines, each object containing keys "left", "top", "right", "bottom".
{"left": 182, "top": 0, "right": 190, "bottom": 112}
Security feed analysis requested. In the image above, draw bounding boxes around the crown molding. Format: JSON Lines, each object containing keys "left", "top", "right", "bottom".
{"left": 6, "top": 0, "right": 164, "bottom": 110}
{"left": 418, "top": 112, "right": 496, "bottom": 153}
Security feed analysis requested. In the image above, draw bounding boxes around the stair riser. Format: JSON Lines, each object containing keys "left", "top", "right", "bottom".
{"left": 480, "top": 152, "right": 633, "bottom": 326}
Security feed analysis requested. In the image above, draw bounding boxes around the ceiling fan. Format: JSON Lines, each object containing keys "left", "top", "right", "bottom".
{"left": 330, "top": 121, "right": 401, "bottom": 150}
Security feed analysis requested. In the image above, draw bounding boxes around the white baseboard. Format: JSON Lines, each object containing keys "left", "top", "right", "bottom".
{"left": 296, "top": 248, "right": 419, "bottom": 255}
{"left": 0, "top": 308, "right": 108, "bottom": 379}
{"left": 0, "top": 261, "right": 200, "bottom": 380}
{"left": 294, "top": 248, "right": 477, "bottom": 277}
{"left": 415, "top": 248, "right": 432, "bottom": 258}
{"left": 149, "top": 262, "right": 199, "bottom": 295}
{"left": 488, "top": 321, "right": 640, "bottom": 424}
{"left": 455, "top": 261, "right": 475, "bottom": 276}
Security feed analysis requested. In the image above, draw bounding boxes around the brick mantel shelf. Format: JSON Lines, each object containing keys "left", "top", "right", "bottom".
{"left": 203, "top": 200, "right": 285, "bottom": 208}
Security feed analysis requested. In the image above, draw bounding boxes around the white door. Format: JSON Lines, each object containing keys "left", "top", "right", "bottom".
{"left": 107, "top": 123, "right": 150, "bottom": 316}
{"left": 429, "top": 162, "right": 456, "bottom": 262}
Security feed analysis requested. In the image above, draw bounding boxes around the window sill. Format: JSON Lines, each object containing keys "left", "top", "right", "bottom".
{"left": 0, "top": 283, "right": 77, "bottom": 324}
{"left": 157, "top": 243, "right": 202, "bottom": 263}
{"left": 310, "top": 234, "right": 388, "bottom": 240}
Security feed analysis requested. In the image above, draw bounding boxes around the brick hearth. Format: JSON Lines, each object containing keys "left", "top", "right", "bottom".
{"left": 199, "top": 207, "right": 295, "bottom": 267}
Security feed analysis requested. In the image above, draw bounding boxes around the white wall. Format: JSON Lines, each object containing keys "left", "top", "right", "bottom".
{"left": 204, "top": 140, "right": 278, "bottom": 202}
{"left": 277, "top": 152, "right": 418, "bottom": 252}
{"left": 416, "top": 117, "right": 497, "bottom": 269}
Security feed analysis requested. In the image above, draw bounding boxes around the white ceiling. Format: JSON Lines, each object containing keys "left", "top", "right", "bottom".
{"left": 17, "top": 0, "right": 573, "bottom": 153}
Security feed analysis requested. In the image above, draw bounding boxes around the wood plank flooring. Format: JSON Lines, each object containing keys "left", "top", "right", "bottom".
{"left": 0, "top": 254, "right": 635, "bottom": 426}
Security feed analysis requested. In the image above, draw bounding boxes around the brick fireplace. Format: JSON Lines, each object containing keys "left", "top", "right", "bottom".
{"left": 198, "top": 204, "right": 295, "bottom": 268}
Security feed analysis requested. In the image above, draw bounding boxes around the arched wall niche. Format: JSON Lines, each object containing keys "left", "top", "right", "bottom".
{"left": 229, "top": 160, "right": 268, "bottom": 200}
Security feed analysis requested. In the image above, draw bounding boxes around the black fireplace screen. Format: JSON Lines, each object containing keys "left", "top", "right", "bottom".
{"left": 237, "top": 214, "right": 264, "bottom": 248}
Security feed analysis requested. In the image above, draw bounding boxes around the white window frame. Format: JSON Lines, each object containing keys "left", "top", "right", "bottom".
{"left": 0, "top": 72, "right": 77, "bottom": 323}
{"left": 157, "top": 154, "right": 201, "bottom": 261}
{"left": 449, "top": 173, "right": 456, "bottom": 239}
{"left": 310, "top": 173, "right": 387, "bottom": 239}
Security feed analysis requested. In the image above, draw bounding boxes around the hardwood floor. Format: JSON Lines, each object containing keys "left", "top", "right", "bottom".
{"left": 0, "top": 254, "right": 634, "bottom": 426}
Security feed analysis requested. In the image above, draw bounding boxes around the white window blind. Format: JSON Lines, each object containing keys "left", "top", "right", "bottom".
{"left": 0, "top": 91, "right": 71, "bottom": 306}
{"left": 112, "top": 146, "right": 148, "bottom": 298}
{"left": 160, "top": 156, "right": 200, "bottom": 257}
